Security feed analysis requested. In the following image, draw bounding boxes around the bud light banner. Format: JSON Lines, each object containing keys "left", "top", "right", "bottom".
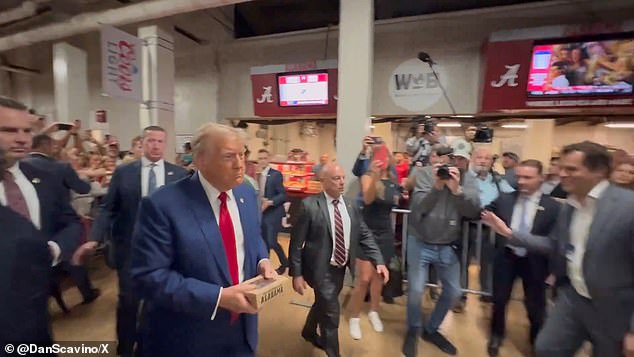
{"left": 101, "top": 25, "right": 143, "bottom": 103}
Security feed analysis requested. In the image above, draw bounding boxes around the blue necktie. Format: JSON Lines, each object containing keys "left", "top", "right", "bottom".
{"left": 147, "top": 163, "right": 157, "bottom": 196}
{"left": 510, "top": 197, "right": 528, "bottom": 257}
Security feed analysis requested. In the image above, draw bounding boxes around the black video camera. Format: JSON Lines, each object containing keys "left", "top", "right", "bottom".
{"left": 437, "top": 164, "right": 455, "bottom": 180}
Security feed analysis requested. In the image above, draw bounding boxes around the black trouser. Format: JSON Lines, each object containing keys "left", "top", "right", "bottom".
{"left": 303, "top": 265, "right": 346, "bottom": 357}
{"left": 262, "top": 218, "right": 288, "bottom": 267}
{"left": 62, "top": 262, "right": 96, "bottom": 300}
{"left": 117, "top": 267, "right": 142, "bottom": 357}
{"left": 491, "top": 248, "right": 546, "bottom": 344}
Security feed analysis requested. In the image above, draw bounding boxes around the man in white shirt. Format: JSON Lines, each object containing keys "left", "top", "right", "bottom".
{"left": 0, "top": 96, "right": 80, "bottom": 268}
{"left": 483, "top": 141, "right": 634, "bottom": 357}
{"left": 128, "top": 123, "right": 275, "bottom": 357}
{"left": 289, "top": 163, "right": 388, "bottom": 357}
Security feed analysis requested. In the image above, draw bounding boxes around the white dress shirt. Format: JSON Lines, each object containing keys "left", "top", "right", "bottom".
{"left": 141, "top": 157, "right": 165, "bottom": 197}
{"left": 259, "top": 166, "right": 270, "bottom": 198}
{"left": 324, "top": 192, "right": 351, "bottom": 266}
{"left": 199, "top": 172, "right": 268, "bottom": 320}
{"left": 0, "top": 162, "right": 60, "bottom": 265}
{"left": 567, "top": 180, "right": 610, "bottom": 299}
{"left": 509, "top": 191, "right": 542, "bottom": 256}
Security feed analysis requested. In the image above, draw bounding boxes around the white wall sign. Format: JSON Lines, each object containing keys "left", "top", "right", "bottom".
{"left": 388, "top": 58, "right": 447, "bottom": 112}
{"left": 101, "top": 25, "right": 143, "bottom": 102}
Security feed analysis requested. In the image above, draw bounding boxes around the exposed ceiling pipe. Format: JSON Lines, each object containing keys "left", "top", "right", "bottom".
{"left": 0, "top": 0, "right": 51, "bottom": 26}
{"left": 0, "top": 0, "right": 251, "bottom": 52}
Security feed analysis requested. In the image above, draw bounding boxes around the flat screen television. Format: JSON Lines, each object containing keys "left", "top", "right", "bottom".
{"left": 277, "top": 72, "right": 329, "bottom": 106}
{"left": 526, "top": 33, "right": 634, "bottom": 97}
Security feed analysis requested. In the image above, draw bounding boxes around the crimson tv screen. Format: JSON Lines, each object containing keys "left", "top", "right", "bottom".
{"left": 278, "top": 72, "right": 329, "bottom": 106}
{"left": 527, "top": 35, "right": 634, "bottom": 97}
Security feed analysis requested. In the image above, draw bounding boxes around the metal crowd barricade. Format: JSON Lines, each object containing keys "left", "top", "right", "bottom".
{"left": 391, "top": 208, "right": 495, "bottom": 297}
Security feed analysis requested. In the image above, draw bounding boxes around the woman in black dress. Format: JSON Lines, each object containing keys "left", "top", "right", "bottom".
{"left": 348, "top": 152, "right": 399, "bottom": 340}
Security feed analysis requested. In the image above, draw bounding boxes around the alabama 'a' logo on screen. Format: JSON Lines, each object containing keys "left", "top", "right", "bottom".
{"left": 257, "top": 86, "right": 274, "bottom": 103}
{"left": 491, "top": 64, "right": 520, "bottom": 88}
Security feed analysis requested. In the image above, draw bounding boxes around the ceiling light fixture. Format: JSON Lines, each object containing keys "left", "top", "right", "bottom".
{"left": 436, "top": 122, "right": 462, "bottom": 128}
{"left": 501, "top": 123, "right": 528, "bottom": 129}
{"left": 605, "top": 123, "right": 634, "bottom": 129}
{"left": 452, "top": 114, "right": 474, "bottom": 118}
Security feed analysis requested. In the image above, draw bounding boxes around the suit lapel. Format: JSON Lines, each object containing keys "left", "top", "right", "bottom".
{"left": 185, "top": 173, "right": 232, "bottom": 285}
{"left": 318, "top": 193, "right": 333, "bottom": 239}
{"left": 531, "top": 195, "right": 548, "bottom": 233}
{"left": 586, "top": 186, "right": 616, "bottom": 252}
{"left": 233, "top": 185, "right": 255, "bottom": 280}
{"left": 164, "top": 163, "right": 178, "bottom": 184}
{"left": 132, "top": 161, "right": 143, "bottom": 200}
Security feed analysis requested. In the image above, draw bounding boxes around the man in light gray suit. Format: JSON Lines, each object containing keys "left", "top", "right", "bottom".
{"left": 482, "top": 141, "right": 634, "bottom": 357}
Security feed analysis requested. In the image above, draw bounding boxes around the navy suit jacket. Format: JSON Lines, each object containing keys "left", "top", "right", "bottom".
{"left": 129, "top": 173, "right": 269, "bottom": 356}
{"left": 90, "top": 160, "right": 188, "bottom": 269}
{"left": 261, "top": 168, "right": 286, "bottom": 223}
{"left": 22, "top": 153, "right": 91, "bottom": 195}
{"left": 19, "top": 162, "right": 81, "bottom": 261}
{"left": 0, "top": 205, "right": 52, "bottom": 348}
{"left": 486, "top": 192, "right": 560, "bottom": 279}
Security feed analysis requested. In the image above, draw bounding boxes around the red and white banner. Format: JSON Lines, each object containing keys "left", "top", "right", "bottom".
{"left": 101, "top": 25, "right": 143, "bottom": 103}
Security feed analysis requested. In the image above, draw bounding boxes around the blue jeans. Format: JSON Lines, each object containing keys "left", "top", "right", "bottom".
{"left": 406, "top": 235, "right": 462, "bottom": 332}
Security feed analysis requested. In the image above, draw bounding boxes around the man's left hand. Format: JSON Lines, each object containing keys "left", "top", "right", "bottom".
{"left": 376, "top": 265, "right": 390, "bottom": 284}
{"left": 261, "top": 199, "right": 273, "bottom": 212}
{"left": 481, "top": 210, "right": 513, "bottom": 238}
{"left": 445, "top": 167, "right": 462, "bottom": 194}
{"left": 624, "top": 332, "right": 634, "bottom": 357}
{"left": 258, "top": 260, "right": 277, "bottom": 279}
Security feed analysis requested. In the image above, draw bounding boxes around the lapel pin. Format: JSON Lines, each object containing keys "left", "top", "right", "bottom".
{"left": 240, "top": 198, "right": 244, "bottom": 203}
{"left": 31, "top": 178, "right": 40, "bottom": 184}
{"left": 167, "top": 171, "right": 174, "bottom": 176}
{"left": 537, "top": 206, "right": 545, "bottom": 211}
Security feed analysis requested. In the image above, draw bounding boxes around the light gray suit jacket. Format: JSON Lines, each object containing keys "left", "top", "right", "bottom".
{"left": 511, "top": 184, "right": 634, "bottom": 337}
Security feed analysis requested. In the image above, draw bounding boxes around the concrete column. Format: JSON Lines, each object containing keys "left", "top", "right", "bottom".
{"left": 522, "top": 119, "right": 555, "bottom": 165}
{"left": 336, "top": 0, "right": 374, "bottom": 177}
{"left": 53, "top": 43, "right": 89, "bottom": 123}
{"left": 138, "top": 26, "right": 176, "bottom": 158}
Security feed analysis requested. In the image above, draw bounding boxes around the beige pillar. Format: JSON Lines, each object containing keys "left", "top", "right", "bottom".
{"left": 522, "top": 119, "right": 555, "bottom": 164}
{"left": 53, "top": 43, "right": 89, "bottom": 123}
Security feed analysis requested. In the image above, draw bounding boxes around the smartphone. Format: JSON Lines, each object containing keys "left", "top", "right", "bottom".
{"left": 372, "top": 143, "right": 389, "bottom": 168}
{"left": 370, "top": 136, "right": 383, "bottom": 144}
{"left": 57, "top": 123, "right": 74, "bottom": 131}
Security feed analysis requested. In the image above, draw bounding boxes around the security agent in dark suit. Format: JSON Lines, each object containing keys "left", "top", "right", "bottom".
{"left": 0, "top": 147, "right": 52, "bottom": 356}
{"left": 481, "top": 160, "right": 561, "bottom": 356}
{"left": 483, "top": 142, "right": 634, "bottom": 357}
{"left": 289, "top": 163, "right": 389, "bottom": 357}
{"left": 74, "top": 126, "right": 188, "bottom": 357}
{"left": 256, "top": 149, "right": 288, "bottom": 274}
{"left": 22, "top": 133, "right": 99, "bottom": 304}
{"left": 0, "top": 96, "right": 81, "bottom": 271}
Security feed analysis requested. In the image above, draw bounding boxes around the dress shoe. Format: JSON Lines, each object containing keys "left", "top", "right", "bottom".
{"left": 81, "top": 288, "right": 101, "bottom": 305}
{"left": 422, "top": 330, "right": 457, "bottom": 355}
{"left": 301, "top": 331, "right": 324, "bottom": 350}
{"left": 275, "top": 266, "right": 288, "bottom": 275}
{"left": 487, "top": 335, "right": 502, "bottom": 356}
{"left": 402, "top": 328, "right": 419, "bottom": 357}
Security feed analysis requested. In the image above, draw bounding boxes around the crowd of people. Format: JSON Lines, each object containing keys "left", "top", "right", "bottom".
{"left": 1, "top": 94, "right": 633, "bottom": 357}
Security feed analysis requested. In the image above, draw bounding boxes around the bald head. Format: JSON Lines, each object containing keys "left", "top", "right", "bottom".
{"left": 320, "top": 163, "right": 345, "bottom": 198}
{"left": 471, "top": 146, "right": 494, "bottom": 175}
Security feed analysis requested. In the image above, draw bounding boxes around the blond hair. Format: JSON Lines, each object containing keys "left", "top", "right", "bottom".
{"left": 192, "top": 122, "right": 247, "bottom": 159}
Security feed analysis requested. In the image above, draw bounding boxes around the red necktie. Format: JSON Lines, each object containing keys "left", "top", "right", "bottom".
{"left": 3, "top": 170, "right": 31, "bottom": 220}
{"left": 332, "top": 199, "right": 347, "bottom": 266}
{"left": 218, "top": 192, "right": 239, "bottom": 322}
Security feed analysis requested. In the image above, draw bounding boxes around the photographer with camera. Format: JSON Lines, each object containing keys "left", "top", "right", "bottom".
{"left": 405, "top": 120, "right": 442, "bottom": 169}
{"left": 402, "top": 145, "right": 480, "bottom": 357}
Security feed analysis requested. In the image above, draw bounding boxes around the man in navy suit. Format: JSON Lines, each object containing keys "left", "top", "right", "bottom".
{"left": 0, "top": 96, "right": 80, "bottom": 272}
{"left": 129, "top": 123, "right": 275, "bottom": 357}
{"left": 257, "top": 148, "right": 289, "bottom": 274}
{"left": 75, "top": 125, "right": 188, "bottom": 357}
{"left": 0, "top": 146, "right": 53, "bottom": 355}
{"left": 481, "top": 160, "right": 560, "bottom": 356}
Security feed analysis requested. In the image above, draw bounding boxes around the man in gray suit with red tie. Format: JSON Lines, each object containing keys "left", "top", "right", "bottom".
{"left": 483, "top": 142, "right": 634, "bottom": 357}
{"left": 289, "top": 163, "right": 389, "bottom": 357}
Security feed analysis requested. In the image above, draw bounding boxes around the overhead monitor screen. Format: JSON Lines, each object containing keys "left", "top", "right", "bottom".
{"left": 278, "top": 72, "right": 329, "bottom": 106}
{"left": 527, "top": 36, "right": 634, "bottom": 96}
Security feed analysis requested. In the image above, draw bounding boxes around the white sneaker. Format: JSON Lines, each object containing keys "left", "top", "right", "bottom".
{"left": 349, "top": 318, "right": 362, "bottom": 340}
{"left": 368, "top": 311, "right": 384, "bottom": 332}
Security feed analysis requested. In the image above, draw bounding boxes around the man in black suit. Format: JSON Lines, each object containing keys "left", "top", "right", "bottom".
{"left": 289, "top": 163, "right": 389, "bottom": 357}
{"left": 0, "top": 146, "right": 52, "bottom": 355}
{"left": 257, "top": 149, "right": 288, "bottom": 274}
{"left": 22, "top": 133, "right": 99, "bottom": 304}
{"left": 0, "top": 96, "right": 80, "bottom": 271}
{"left": 482, "top": 160, "right": 561, "bottom": 356}
{"left": 75, "top": 125, "right": 188, "bottom": 357}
